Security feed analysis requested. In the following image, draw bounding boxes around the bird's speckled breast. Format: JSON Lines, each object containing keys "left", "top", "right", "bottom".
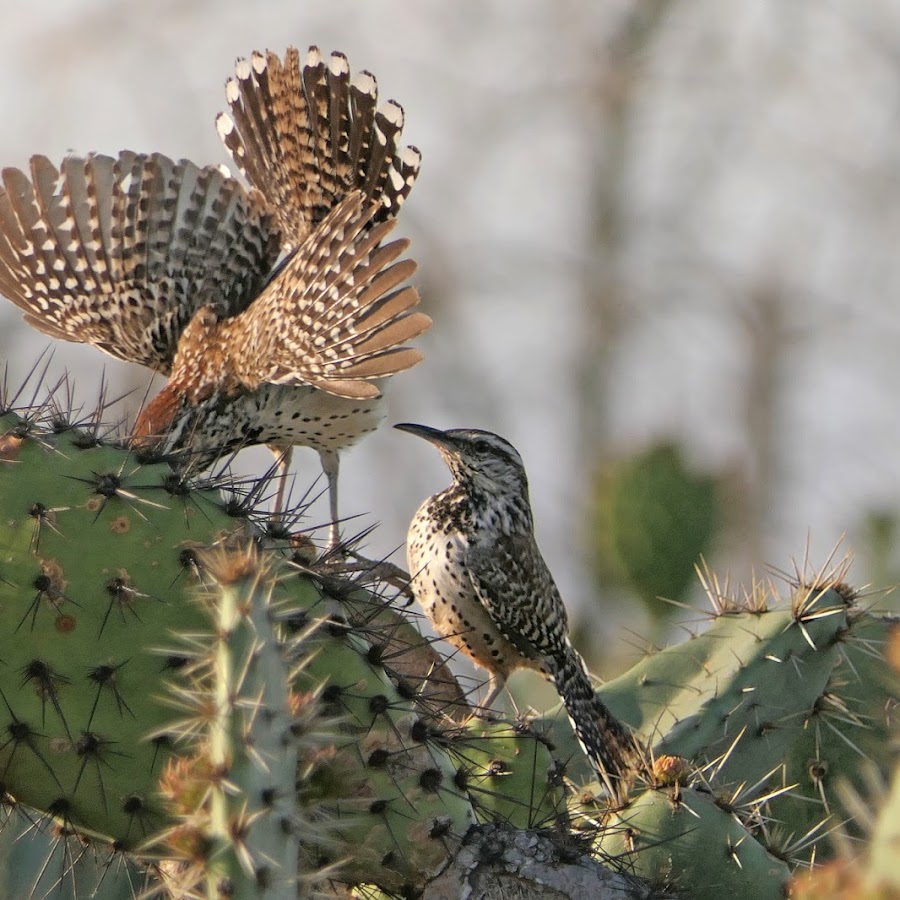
{"left": 406, "top": 495, "right": 543, "bottom": 680}
{"left": 161, "top": 382, "right": 387, "bottom": 459}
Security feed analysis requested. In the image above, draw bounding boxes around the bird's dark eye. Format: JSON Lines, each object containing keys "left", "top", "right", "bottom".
{"left": 470, "top": 439, "right": 510, "bottom": 462}
{"left": 474, "top": 441, "right": 502, "bottom": 458}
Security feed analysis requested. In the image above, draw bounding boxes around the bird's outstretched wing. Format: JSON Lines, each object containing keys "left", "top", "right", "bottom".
{"left": 0, "top": 152, "right": 280, "bottom": 372}
{"left": 223, "top": 191, "right": 431, "bottom": 400}
{"left": 463, "top": 531, "right": 572, "bottom": 664}
{"left": 216, "top": 47, "right": 421, "bottom": 249}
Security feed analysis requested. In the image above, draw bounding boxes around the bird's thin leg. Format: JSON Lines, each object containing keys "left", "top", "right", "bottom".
{"left": 316, "top": 451, "right": 408, "bottom": 580}
{"left": 479, "top": 673, "right": 506, "bottom": 711}
{"left": 269, "top": 445, "right": 293, "bottom": 522}
{"left": 318, "top": 449, "right": 342, "bottom": 551}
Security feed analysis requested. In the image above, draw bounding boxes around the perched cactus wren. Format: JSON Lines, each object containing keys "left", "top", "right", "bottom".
{"left": 396, "top": 424, "right": 640, "bottom": 801}
{"left": 0, "top": 47, "right": 429, "bottom": 545}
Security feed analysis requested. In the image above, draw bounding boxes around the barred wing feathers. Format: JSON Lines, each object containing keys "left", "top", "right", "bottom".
{"left": 228, "top": 191, "right": 430, "bottom": 400}
{"left": 0, "top": 152, "right": 279, "bottom": 372}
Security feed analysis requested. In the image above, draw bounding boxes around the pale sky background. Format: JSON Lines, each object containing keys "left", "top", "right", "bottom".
{"left": 2, "top": 1, "right": 900, "bottom": 676}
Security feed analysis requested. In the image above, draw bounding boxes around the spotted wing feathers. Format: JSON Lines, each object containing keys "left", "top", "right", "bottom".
{"left": 228, "top": 190, "right": 430, "bottom": 400}
{"left": 0, "top": 152, "right": 280, "bottom": 371}
{"left": 217, "top": 47, "right": 421, "bottom": 247}
{"left": 464, "top": 532, "right": 571, "bottom": 664}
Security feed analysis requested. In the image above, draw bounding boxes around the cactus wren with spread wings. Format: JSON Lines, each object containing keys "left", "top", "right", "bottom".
{"left": 0, "top": 47, "right": 429, "bottom": 546}
{"left": 396, "top": 424, "right": 640, "bottom": 801}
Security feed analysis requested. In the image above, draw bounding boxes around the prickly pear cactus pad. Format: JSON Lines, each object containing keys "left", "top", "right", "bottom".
{"left": 0, "top": 409, "right": 245, "bottom": 846}
{"left": 0, "top": 803, "right": 153, "bottom": 898}
{"left": 770, "top": 610, "right": 900, "bottom": 846}
{"left": 444, "top": 719, "right": 567, "bottom": 830}
{"left": 538, "top": 563, "right": 898, "bottom": 872}
{"left": 595, "top": 784, "right": 790, "bottom": 899}
{"left": 596, "top": 575, "right": 899, "bottom": 850}
{"left": 291, "top": 603, "right": 477, "bottom": 892}
{"left": 601, "top": 581, "right": 851, "bottom": 770}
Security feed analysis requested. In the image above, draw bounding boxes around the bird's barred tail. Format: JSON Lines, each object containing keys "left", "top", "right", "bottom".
{"left": 216, "top": 47, "right": 421, "bottom": 247}
{"left": 548, "top": 647, "right": 640, "bottom": 804}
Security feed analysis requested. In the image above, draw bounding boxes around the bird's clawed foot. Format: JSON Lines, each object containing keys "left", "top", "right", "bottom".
{"left": 316, "top": 546, "right": 415, "bottom": 599}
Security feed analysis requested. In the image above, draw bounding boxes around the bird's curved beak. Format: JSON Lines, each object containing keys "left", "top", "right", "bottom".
{"left": 394, "top": 422, "right": 453, "bottom": 448}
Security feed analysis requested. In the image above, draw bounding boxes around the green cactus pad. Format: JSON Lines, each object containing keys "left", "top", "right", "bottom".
{"left": 767, "top": 612, "right": 900, "bottom": 848}
{"left": 0, "top": 804, "right": 153, "bottom": 897}
{"left": 596, "top": 785, "right": 790, "bottom": 899}
{"left": 0, "top": 411, "right": 245, "bottom": 846}
{"left": 599, "top": 585, "right": 850, "bottom": 787}
{"left": 589, "top": 441, "right": 718, "bottom": 618}
{"left": 294, "top": 601, "right": 477, "bottom": 892}
{"left": 445, "top": 719, "right": 568, "bottom": 830}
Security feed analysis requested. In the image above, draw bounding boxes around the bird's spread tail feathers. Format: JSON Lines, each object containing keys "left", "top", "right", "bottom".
{"left": 217, "top": 47, "right": 421, "bottom": 247}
